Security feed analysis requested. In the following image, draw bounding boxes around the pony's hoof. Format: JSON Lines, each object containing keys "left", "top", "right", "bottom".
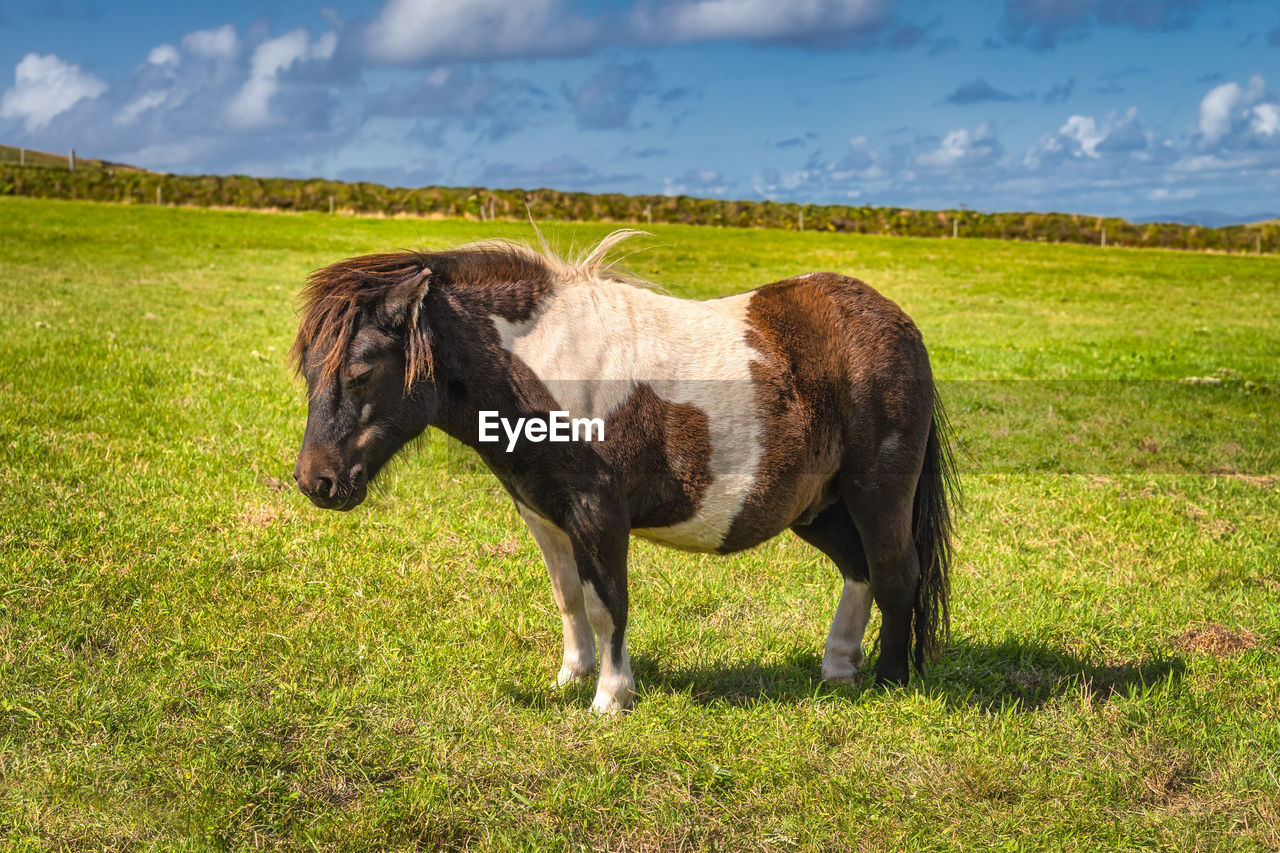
{"left": 821, "top": 664, "right": 860, "bottom": 683}
{"left": 822, "top": 671, "right": 860, "bottom": 685}
{"left": 590, "top": 688, "right": 634, "bottom": 714}
{"left": 874, "top": 670, "right": 909, "bottom": 688}
{"left": 591, "top": 695, "right": 623, "bottom": 714}
{"left": 556, "top": 665, "right": 594, "bottom": 688}
{"left": 821, "top": 650, "right": 865, "bottom": 683}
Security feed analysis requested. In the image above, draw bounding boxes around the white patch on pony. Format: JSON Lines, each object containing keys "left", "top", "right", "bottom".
{"left": 517, "top": 504, "right": 595, "bottom": 686}
{"left": 822, "top": 580, "right": 872, "bottom": 682}
{"left": 490, "top": 242, "right": 763, "bottom": 552}
{"left": 581, "top": 580, "right": 634, "bottom": 713}
{"left": 879, "top": 430, "right": 901, "bottom": 459}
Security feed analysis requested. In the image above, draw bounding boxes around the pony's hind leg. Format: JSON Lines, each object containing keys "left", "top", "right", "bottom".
{"left": 845, "top": 490, "right": 919, "bottom": 687}
{"left": 792, "top": 503, "right": 873, "bottom": 682}
{"left": 517, "top": 504, "right": 596, "bottom": 686}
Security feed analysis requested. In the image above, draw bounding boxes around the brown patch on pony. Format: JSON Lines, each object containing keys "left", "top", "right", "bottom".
{"left": 603, "top": 383, "right": 714, "bottom": 530}
{"left": 722, "top": 273, "right": 930, "bottom": 552}
{"left": 723, "top": 272, "right": 954, "bottom": 676}
{"left": 719, "top": 276, "right": 845, "bottom": 552}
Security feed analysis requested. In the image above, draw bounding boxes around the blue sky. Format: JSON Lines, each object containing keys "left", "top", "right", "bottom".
{"left": 2, "top": 0, "right": 1278, "bottom": 220}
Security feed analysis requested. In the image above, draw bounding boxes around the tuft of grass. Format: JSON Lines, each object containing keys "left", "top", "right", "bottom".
{"left": 1, "top": 197, "right": 1278, "bottom": 850}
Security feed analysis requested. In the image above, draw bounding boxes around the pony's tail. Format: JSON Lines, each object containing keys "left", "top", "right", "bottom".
{"left": 911, "top": 390, "right": 960, "bottom": 675}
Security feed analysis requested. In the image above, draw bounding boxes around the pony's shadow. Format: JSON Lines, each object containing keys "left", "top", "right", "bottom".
{"left": 533, "top": 638, "right": 1186, "bottom": 713}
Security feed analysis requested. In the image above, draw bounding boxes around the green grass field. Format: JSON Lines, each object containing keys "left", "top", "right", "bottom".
{"left": 2, "top": 197, "right": 1278, "bottom": 850}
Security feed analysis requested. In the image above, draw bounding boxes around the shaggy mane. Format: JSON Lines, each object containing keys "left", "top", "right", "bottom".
{"left": 290, "top": 251, "right": 433, "bottom": 392}
{"left": 458, "top": 227, "right": 655, "bottom": 288}
{"left": 290, "top": 229, "right": 653, "bottom": 392}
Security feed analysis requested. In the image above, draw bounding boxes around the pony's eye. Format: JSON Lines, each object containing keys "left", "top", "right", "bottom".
{"left": 348, "top": 367, "right": 373, "bottom": 388}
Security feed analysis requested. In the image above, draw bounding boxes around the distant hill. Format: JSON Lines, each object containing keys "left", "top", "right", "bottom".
{"left": 1133, "top": 210, "right": 1280, "bottom": 228}
{"left": 0, "top": 143, "right": 144, "bottom": 173}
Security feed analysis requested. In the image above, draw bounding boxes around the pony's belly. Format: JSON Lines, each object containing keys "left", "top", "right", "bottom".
{"left": 632, "top": 466, "right": 763, "bottom": 552}
{"left": 633, "top": 462, "right": 840, "bottom": 553}
{"left": 631, "top": 520, "right": 724, "bottom": 553}
{"left": 631, "top": 481, "right": 747, "bottom": 551}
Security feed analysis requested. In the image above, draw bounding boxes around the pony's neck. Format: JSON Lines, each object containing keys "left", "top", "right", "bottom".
{"left": 426, "top": 275, "right": 565, "bottom": 453}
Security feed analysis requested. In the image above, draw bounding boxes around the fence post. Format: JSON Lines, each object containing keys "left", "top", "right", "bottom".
{"left": 69, "top": 149, "right": 76, "bottom": 171}
{"left": 1258, "top": 232, "right": 1263, "bottom": 254}
{"left": 329, "top": 195, "right": 335, "bottom": 214}
{"left": 953, "top": 216, "right": 958, "bottom": 239}
{"left": 18, "top": 148, "right": 24, "bottom": 166}
{"left": 798, "top": 209, "right": 804, "bottom": 231}
{"left": 156, "top": 186, "right": 162, "bottom": 205}
{"left": 1101, "top": 227, "right": 1106, "bottom": 248}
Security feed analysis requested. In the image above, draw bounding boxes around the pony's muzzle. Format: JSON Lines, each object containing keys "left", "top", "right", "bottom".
{"left": 294, "top": 446, "right": 367, "bottom": 511}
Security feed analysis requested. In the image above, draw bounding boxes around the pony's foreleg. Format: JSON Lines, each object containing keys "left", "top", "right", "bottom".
{"left": 517, "top": 504, "right": 596, "bottom": 687}
{"left": 564, "top": 505, "right": 634, "bottom": 713}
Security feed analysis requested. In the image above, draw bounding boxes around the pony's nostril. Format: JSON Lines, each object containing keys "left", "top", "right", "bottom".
{"left": 316, "top": 475, "right": 336, "bottom": 498}
{"left": 350, "top": 464, "right": 365, "bottom": 485}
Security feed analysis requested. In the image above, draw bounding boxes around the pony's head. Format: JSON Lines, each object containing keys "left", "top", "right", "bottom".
{"left": 290, "top": 253, "right": 437, "bottom": 510}
{"left": 288, "top": 230, "right": 648, "bottom": 510}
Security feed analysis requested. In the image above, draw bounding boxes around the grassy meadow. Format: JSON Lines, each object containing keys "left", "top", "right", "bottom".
{"left": 1, "top": 196, "right": 1278, "bottom": 850}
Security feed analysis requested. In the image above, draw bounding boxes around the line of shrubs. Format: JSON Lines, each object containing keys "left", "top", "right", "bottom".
{"left": 2, "top": 163, "right": 1276, "bottom": 254}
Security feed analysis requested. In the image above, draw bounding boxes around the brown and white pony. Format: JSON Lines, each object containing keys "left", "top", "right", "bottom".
{"left": 291, "top": 231, "right": 957, "bottom": 712}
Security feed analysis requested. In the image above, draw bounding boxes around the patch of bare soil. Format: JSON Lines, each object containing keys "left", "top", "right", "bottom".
{"left": 1172, "top": 623, "right": 1263, "bottom": 657}
{"left": 237, "top": 503, "right": 283, "bottom": 528}
{"left": 481, "top": 537, "right": 521, "bottom": 557}
{"left": 1218, "top": 473, "right": 1279, "bottom": 489}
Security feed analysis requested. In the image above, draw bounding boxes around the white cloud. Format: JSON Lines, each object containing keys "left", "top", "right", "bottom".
{"left": 312, "top": 31, "right": 337, "bottom": 61}
{"left": 1198, "top": 75, "right": 1265, "bottom": 144}
{"left": 226, "top": 29, "right": 335, "bottom": 129}
{"left": 116, "top": 90, "right": 167, "bottom": 125}
{"left": 634, "top": 0, "right": 886, "bottom": 44}
{"left": 1251, "top": 103, "right": 1280, "bottom": 137}
{"left": 915, "top": 123, "right": 1002, "bottom": 169}
{"left": 663, "top": 167, "right": 730, "bottom": 196}
{"left": 1172, "top": 154, "right": 1235, "bottom": 173}
{"left": 365, "top": 0, "right": 596, "bottom": 63}
{"left": 1149, "top": 187, "right": 1197, "bottom": 201}
{"left": 1057, "top": 115, "right": 1105, "bottom": 157}
{"left": 1028, "top": 107, "right": 1153, "bottom": 165}
{"left": 362, "top": 0, "right": 890, "bottom": 62}
{"left": 917, "top": 129, "right": 970, "bottom": 167}
{"left": 1199, "top": 81, "right": 1242, "bottom": 143}
{"left": 0, "top": 53, "right": 107, "bottom": 131}
{"left": 829, "top": 135, "right": 884, "bottom": 180}
{"left": 148, "top": 44, "right": 180, "bottom": 67}
{"left": 182, "top": 25, "right": 238, "bottom": 61}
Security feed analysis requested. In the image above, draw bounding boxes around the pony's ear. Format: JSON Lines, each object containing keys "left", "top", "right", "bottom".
{"left": 380, "top": 267, "right": 432, "bottom": 327}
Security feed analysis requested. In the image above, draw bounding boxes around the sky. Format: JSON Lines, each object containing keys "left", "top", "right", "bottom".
{"left": 1, "top": 0, "right": 1279, "bottom": 221}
